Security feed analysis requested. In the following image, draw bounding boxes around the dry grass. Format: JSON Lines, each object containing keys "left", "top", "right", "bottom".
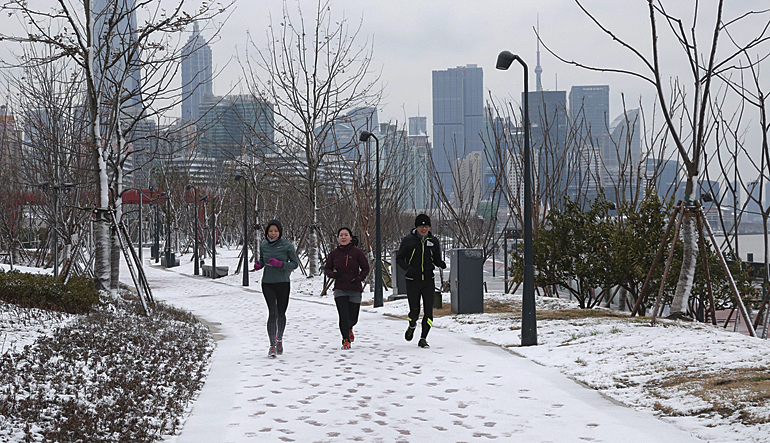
{"left": 652, "top": 368, "right": 770, "bottom": 424}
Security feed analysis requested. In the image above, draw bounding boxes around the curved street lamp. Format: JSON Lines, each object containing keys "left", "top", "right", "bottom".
{"left": 359, "top": 130, "right": 383, "bottom": 308}
{"left": 496, "top": 50, "right": 537, "bottom": 346}
{"left": 235, "top": 174, "right": 249, "bottom": 286}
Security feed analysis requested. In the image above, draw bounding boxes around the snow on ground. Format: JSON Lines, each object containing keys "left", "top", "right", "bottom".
{"left": 152, "top": 247, "right": 770, "bottom": 442}
{"left": 0, "top": 264, "right": 75, "bottom": 355}
{"left": 3, "top": 246, "right": 770, "bottom": 442}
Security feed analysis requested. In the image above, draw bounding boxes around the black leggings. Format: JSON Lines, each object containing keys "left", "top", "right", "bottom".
{"left": 406, "top": 277, "right": 435, "bottom": 339}
{"left": 334, "top": 296, "right": 360, "bottom": 340}
{"left": 262, "top": 282, "right": 290, "bottom": 346}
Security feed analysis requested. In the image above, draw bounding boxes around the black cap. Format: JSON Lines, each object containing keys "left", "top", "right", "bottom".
{"left": 414, "top": 213, "right": 431, "bottom": 227}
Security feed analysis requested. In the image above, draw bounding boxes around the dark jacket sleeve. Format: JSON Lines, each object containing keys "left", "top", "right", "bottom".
{"left": 357, "top": 248, "right": 371, "bottom": 281}
{"left": 432, "top": 235, "right": 446, "bottom": 268}
{"left": 396, "top": 235, "right": 412, "bottom": 271}
{"left": 324, "top": 249, "right": 336, "bottom": 278}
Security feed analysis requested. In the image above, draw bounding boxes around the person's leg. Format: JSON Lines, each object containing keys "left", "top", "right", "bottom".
{"left": 334, "top": 296, "right": 350, "bottom": 340}
{"left": 274, "top": 282, "right": 291, "bottom": 342}
{"left": 406, "top": 279, "right": 421, "bottom": 328}
{"left": 404, "top": 279, "right": 421, "bottom": 341}
{"left": 262, "top": 283, "right": 278, "bottom": 346}
{"left": 348, "top": 301, "right": 360, "bottom": 330}
{"left": 420, "top": 279, "right": 435, "bottom": 339}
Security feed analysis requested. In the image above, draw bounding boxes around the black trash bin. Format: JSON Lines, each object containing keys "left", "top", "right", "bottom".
{"left": 449, "top": 248, "right": 484, "bottom": 314}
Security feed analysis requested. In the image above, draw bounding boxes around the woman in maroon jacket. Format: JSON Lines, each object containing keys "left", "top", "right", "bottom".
{"left": 324, "top": 227, "right": 370, "bottom": 349}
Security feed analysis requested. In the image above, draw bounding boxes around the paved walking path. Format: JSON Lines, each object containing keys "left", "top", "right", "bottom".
{"left": 145, "top": 266, "right": 702, "bottom": 443}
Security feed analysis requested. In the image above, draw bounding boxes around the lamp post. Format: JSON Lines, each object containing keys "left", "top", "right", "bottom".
{"left": 497, "top": 50, "right": 537, "bottom": 346}
{"left": 186, "top": 184, "right": 200, "bottom": 276}
{"left": 154, "top": 190, "right": 160, "bottom": 264}
{"left": 37, "top": 182, "right": 75, "bottom": 278}
{"left": 210, "top": 196, "right": 217, "bottom": 279}
{"left": 359, "top": 130, "right": 383, "bottom": 308}
{"left": 235, "top": 175, "right": 249, "bottom": 286}
{"left": 162, "top": 192, "right": 172, "bottom": 267}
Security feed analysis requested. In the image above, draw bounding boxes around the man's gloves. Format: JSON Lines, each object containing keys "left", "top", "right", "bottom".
{"left": 405, "top": 267, "right": 420, "bottom": 279}
{"left": 253, "top": 262, "right": 262, "bottom": 271}
{"left": 268, "top": 258, "right": 283, "bottom": 267}
{"left": 350, "top": 277, "right": 358, "bottom": 284}
{"left": 333, "top": 271, "right": 341, "bottom": 279}
{"left": 439, "top": 261, "right": 447, "bottom": 269}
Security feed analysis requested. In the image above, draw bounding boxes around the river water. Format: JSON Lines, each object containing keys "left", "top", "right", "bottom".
{"left": 712, "top": 233, "right": 769, "bottom": 263}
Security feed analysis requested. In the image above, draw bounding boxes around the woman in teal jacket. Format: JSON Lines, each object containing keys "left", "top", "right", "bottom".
{"left": 254, "top": 219, "right": 299, "bottom": 358}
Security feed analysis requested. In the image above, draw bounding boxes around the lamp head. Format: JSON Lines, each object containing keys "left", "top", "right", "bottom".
{"left": 359, "top": 131, "right": 373, "bottom": 142}
{"left": 496, "top": 50, "right": 515, "bottom": 70}
{"left": 235, "top": 174, "right": 243, "bottom": 181}
{"left": 701, "top": 192, "right": 714, "bottom": 203}
{"left": 186, "top": 184, "right": 192, "bottom": 190}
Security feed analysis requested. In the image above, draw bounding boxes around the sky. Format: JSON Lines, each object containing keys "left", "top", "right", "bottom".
{"left": 2, "top": 0, "right": 769, "bottom": 176}
{"left": 197, "top": 0, "right": 769, "bottom": 141}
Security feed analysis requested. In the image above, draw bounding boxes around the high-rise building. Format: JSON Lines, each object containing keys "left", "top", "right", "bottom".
{"left": 92, "top": 0, "right": 143, "bottom": 108}
{"left": 409, "top": 116, "right": 427, "bottom": 136}
{"left": 569, "top": 85, "right": 609, "bottom": 148}
{"left": 182, "top": 22, "right": 213, "bottom": 122}
{"left": 432, "top": 64, "right": 483, "bottom": 197}
{"left": 606, "top": 109, "right": 642, "bottom": 192}
{"left": 527, "top": 89, "right": 567, "bottom": 204}
{"left": 198, "top": 95, "right": 274, "bottom": 161}
{"left": 0, "top": 106, "right": 22, "bottom": 178}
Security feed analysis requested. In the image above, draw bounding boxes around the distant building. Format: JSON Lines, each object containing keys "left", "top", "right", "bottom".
{"left": 409, "top": 116, "right": 427, "bottom": 136}
{"left": 0, "top": 106, "right": 22, "bottom": 178}
{"left": 569, "top": 85, "right": 610, "bottom": 149}
{"left": 526, "top": 89, "right": 567, "bottom": 205}
{"left": 92, "top": 0, "right": 143, "bottom": 108}
{"left": 604, "top": 109, "right": 642, "bottom": 200}
{"left": 432, "top": 64, "right": 484, "bottom": 198}
{"left": 454, "top": 151, "right": 484, "bottom": 210}
{"left": 197, "top": 95, "right": 274, "bottom": 161}
{"left": 182, "top": 22, "right": 213, "bottom": 123}
{"left": 644, "top": 157, "right": 679, "bottom": 203}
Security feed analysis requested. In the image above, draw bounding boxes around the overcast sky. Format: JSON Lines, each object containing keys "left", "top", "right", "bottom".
{"left": 201, "top": 0, "right": 768, "bottom": 142}
{"left": 2, "top": 0, "right": 768, "bottom": 174}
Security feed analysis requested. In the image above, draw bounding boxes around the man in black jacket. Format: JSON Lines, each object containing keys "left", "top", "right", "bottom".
{"left": 396, "top": 213, "right": 446, "bottom": 349}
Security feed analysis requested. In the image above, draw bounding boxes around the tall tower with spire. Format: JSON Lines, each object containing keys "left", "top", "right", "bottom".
{"left": 182, "top": 22, "right": 213, "bottom": 122}
{"left": 535, "top": 15, "right": 543, "bottom": 92}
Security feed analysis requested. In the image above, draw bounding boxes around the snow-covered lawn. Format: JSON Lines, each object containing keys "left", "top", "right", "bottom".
{"left": 2, "top": 251, "right": 770, "bottom": 442}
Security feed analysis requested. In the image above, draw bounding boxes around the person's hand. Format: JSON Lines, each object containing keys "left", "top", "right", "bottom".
{"left": 268, "top": 258, "right": 283, "bottom": 267}
{"left": 405, "top": 267, "right": 419, "bottom": 279}
{"left": 439, "top": 261, "right": 447, "bottom": 269}
{"left": 334, "top": 271, "right": 341, "bottom": 279}
{"left": 253, "top": 262, "right": 262, "bottom": 271}
{"left": 350, "top": 277, "right": 358, "bottom": 284}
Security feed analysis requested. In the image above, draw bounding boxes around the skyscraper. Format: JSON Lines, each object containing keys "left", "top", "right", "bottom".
{"left": 182, "top": 22, "right": 213, "bottom": 122}
{"left": 198, "top": 95, "right": 274, "bottom": 161}
{"left": 432, "top": 64, "right": 483, "bottom": 197}
{"left": 92, "top": 0, "right": 143, "bottom": 108}
{"left": 569, "top": 85, "right": 609, "bottom": 148}
{"left": 527, "top": 89, "right": 568, "bottom": 204}
{"left": 409, "top": 116, "right": 427, "bottom": 136}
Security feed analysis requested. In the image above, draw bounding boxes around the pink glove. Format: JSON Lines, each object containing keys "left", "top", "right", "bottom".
{"left": 268, "top": 258, "right": 283, "bottom": 267}
{"left": 253, "top": 262, "right": 262, "bottom": 271}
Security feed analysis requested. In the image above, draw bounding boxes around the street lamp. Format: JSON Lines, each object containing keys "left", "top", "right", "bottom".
{"left": 359, "top": 130, "right": 383, "bottom": 308}
{"left": 37, "top": 182, "right": 75, "bottom": 278}
{"left": 235, "top": 175, "right": 249, "bottom": 286}
{"left": 153, "top": 189, "right": 160, "bottom": 264}
{"left": 186, "top": 184, "right": 200, "bottom": 276}
{"left": 162, "top": 192, "right": 172, "bottom": 268}
{"left": 497, "top": 50, "right": 537, "bottom": 346}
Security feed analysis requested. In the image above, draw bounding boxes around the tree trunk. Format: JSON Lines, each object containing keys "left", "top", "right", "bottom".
{"left": 671, "top": 213, "right": 698, "bottom": 316}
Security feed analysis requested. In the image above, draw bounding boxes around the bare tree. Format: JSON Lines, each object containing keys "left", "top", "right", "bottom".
{"left": 2, "top": 0, "right": 231, "bottom": 291}
{"left": 242, "top": 0, "right": 382, "bottom": 275}
{"left": 543, "top": 0, "right": 770, "bottom": 318}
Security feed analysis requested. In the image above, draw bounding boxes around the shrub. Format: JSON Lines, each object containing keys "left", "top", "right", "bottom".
{"left": 0, "top": 270, "right": 101, "bottom": 313}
